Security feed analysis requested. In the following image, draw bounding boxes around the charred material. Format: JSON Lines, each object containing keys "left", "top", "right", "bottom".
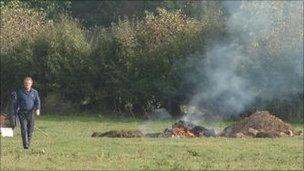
{"left": 92, "top": 120, "right": 214, "bottom": 138}
{"left": 92, "top": 130, "right": 144, "bottom": 138}
{"left": 162, "top": 120, "right": 215, "bottom": 138}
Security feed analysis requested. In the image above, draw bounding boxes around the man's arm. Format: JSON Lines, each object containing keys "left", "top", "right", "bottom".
{"left": 34, "top": 90, "right": 41, "bottom": 113}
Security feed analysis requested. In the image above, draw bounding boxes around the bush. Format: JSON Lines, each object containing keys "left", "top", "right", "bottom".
{"left": 2, "top": 2, "right": 300, "bottom": 120}
{"left": 0, "top": 4, "right": 91, "bottom": 110}
{"left": 0, "top": 1, "right": 47, "bottom": 54}
{"left": 0, "top": 1, "right": 48, "bottom": 109}
{"left": 89, "top": 8, "right": 204, "bottom": 116}
{"left": 30, "top": 16, "right": 92, "bottom": 104}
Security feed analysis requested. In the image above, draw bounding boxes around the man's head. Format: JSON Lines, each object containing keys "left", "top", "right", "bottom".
{"left": 23, "top": 77, "right": 33, "bottom": 91}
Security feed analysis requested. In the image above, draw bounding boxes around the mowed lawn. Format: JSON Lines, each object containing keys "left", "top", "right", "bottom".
{"left": 1, "top": 115, "right": 303, "bottom": 170}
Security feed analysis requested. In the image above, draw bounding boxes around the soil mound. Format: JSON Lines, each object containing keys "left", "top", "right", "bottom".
{"left": 92, "top": 130, "right": 144, "bottom": 138}
{"left": 222, "top": 111, "right": 293, "bottom": 138}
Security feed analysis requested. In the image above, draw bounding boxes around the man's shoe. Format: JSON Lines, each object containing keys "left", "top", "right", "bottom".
{"left": 24, "top": 146, "right": 29, "bottom": 149}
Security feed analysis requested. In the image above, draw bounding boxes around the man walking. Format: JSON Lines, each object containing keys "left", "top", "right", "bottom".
{"left": 16, "top": 77, "right": 41, "bottom": 149}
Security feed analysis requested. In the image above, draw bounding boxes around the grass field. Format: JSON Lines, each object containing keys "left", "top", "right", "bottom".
{"left": 1, "top": 114, "right": 303, "bottom": 170}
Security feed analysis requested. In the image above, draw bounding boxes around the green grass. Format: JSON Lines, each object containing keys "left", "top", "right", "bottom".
{"left": 1, "top": 115, "right": 303, "bottom": 170}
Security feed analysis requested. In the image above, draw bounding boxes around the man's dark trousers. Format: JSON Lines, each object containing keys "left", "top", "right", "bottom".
{"left": 18, "top": 110, "right": 34, "bottom": 149}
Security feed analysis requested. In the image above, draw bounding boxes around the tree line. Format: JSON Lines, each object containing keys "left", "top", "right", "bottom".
{"left": 1, "top": 1, "right": 302, "bottom": 120}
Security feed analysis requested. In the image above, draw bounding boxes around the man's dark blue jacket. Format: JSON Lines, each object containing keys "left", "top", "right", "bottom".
{"left": 17, "top": 88, "right": 41, "bottom": 112}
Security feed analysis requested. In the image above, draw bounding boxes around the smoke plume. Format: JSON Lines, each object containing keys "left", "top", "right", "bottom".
{"left": 181, "top": 1, "right": 303, "bottom": 121}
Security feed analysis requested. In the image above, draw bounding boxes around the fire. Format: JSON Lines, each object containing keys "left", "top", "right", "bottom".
{"left": 164, "top": 120, "right": 211, "bottom": 138}
{"left": 172, "top": 125, "right": 195, "bottom": 137}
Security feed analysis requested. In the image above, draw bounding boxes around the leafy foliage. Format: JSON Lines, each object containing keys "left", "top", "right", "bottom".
{"left": 89, "top": 8, "right": 204, "bottom": 115}
{"left": 0, "top": 1, "right": 302, "bottom": 120}
{"left": 0, "top": 1, "right": 47, "bottom": 54}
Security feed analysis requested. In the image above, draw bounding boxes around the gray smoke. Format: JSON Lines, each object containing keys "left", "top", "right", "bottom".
{"left": 181, "top": 1, "right": 303, "bottom": 121}
{"left": 139, "top": 108, "right": 172, "bottom": 134}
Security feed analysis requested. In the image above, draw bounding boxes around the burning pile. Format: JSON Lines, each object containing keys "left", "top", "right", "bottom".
{"left": 162, "top": 120, "right": 214, "bottom": 138}
{"left": 92, "top": 111, "right": 300, "bottom": 139}
{"left": 222, "top": 111, "right": 294, "bottom": 138}
{"left": 92, "top": 120, "right": 214, "bottom": 138}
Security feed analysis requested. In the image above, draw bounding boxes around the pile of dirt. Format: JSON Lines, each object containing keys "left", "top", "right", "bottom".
{"left": 92, "top": 130, "right": 144, "bottom": 138}
{"left": 222, "top": 111, "right": 294, "bottom": 138}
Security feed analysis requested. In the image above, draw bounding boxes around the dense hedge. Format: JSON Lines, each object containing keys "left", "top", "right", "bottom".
{"left": 82, "top": 8, "right": 209, "bottom": 115}
{"left": 1, "top": 1, "right": 302, "bottom": 120}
